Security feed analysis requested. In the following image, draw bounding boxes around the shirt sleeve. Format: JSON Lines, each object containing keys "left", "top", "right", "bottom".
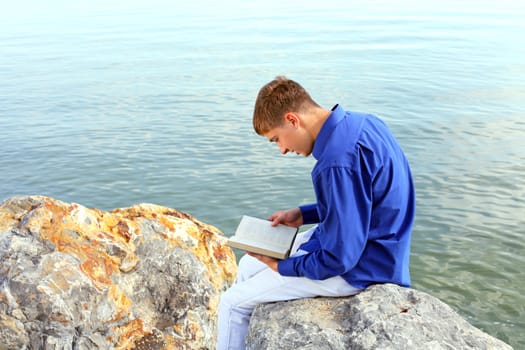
{"left": 278, "top": 164, "right": 373, "bottom": 280}
{"left": 299, "top": 203, "right": 320, "bottom": 224}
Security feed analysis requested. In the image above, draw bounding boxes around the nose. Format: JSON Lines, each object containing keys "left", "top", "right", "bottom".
{"left": 279, "top": 145, "right": 289, "bottom": 155}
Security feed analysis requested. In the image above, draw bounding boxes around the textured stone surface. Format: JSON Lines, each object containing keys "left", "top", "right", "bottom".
{"left": 247, "top": 283, "right": 513, "bottom": 350}
{"left": 0, "top": 195, "right": 237, "bottom": 349}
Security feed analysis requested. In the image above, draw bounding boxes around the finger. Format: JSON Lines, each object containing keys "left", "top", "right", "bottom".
{"left": 268, "top": 212, "right": 280, "bottom": 224}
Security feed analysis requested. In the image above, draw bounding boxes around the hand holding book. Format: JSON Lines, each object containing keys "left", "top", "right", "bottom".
{"left": 268, "top": 207, "right": 304, "bottom": 228}
{"left": 246, "top": 251, "right": 279, "bottom": 272}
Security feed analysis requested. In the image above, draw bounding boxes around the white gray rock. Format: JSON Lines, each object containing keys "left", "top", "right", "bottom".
{"left": 246, "top": 283, "right": 513, "bottom": 350}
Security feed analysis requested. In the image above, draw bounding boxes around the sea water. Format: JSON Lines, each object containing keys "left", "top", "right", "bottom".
{"left": 1, "top": 0, "right": 524, "bottom": 346}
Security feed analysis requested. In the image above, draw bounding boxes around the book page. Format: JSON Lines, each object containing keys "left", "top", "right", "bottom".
{"left": 227, "top": 216, "right": 299, "bottom": 258}
{"left": 234, "top": 215, "right": 297, "bottom": 249}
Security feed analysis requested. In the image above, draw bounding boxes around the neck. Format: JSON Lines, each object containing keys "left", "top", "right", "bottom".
{"left": 305, "top": 107, "right": 332, "bottom": 141}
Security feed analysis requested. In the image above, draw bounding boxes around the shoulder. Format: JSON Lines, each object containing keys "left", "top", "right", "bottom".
{"left": 313, "top": 111, "right": 387, "bottom": 176}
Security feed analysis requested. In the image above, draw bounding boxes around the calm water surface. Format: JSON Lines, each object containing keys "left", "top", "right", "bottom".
{"left": 1, "top": 0, "right": 524, "bottom": 347}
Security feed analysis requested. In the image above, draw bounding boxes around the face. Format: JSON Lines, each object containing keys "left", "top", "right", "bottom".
{"left": 263, "top": 113, "right": 314, "bottom": 156}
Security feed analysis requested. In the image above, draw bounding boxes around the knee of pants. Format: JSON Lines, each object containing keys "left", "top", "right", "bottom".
{"left": 238, "top": 254, "right": 252, "bottom": 270}
{"left": 236, "top": 254, "right": 266, "bottom": 282}
{"left": 219, "top": 285, "right": 253, "bottom": 316}
{"left": 236, "top": 255, "right": 251, "bottom": 281}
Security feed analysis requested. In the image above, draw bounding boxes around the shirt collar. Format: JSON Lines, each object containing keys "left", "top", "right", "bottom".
{"left": 312, "top": 104, "right": 345, "bottom": 159}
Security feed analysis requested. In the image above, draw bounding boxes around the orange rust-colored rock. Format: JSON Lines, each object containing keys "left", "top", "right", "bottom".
{"left": 0, "top": 195, "right": 237, "bottom": 349}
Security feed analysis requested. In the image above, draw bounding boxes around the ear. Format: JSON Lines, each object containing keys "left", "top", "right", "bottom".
{"left": 284, "top": 112, "right": 300, "bottom": 128}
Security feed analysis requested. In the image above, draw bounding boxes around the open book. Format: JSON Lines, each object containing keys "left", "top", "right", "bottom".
{"left": 227, "top": 215, "right": 299, "bottom": 259}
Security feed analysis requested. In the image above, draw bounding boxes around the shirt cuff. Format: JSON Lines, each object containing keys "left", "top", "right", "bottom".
{"left": 299, "top": 203, "right": 319, "bottom": 224}
{"left": 277, "top": 257, "right": 298, "bottom": 277}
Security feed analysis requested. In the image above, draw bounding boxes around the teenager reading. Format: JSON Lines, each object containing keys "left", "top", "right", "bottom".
{"left": 217, "top": 76, "right": 416, "bottom": 349}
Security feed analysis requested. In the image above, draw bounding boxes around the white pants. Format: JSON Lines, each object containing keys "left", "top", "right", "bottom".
{"left": 217, "top": 227, "right": 361, "bottom": 350}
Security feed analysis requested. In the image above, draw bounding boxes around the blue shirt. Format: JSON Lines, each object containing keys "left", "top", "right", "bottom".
{"left": 278, "top": 105, "right": 415, "bottom": 289}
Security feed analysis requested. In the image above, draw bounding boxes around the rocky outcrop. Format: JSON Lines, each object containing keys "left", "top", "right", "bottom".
{"left": 0, "top": 195, "right": 237, "bottom": 349}
{"left": 2, "top": 196, "right": 512, "bottom": 350}
{"left": 247, "top": 283, "right": 513, "bottom": 350}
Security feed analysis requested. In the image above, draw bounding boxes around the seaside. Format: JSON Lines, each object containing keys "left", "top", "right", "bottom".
{"left": 1, "top": 0, "right": 524, "bottom": 347}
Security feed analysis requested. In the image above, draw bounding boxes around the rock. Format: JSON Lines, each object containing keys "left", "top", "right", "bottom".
{"left": 247, "top": 283, "right": 513, "bottom": 350}
{"left": 0, "top": 195, "right": 237, "bottom": 349}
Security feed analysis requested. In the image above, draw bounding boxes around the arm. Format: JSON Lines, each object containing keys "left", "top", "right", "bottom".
{"left": 278, "top": 166, "right": 372, "bottom": 280}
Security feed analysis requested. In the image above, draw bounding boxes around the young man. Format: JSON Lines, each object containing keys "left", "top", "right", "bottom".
{"left": 217, "top": 76, "right": 415, "bottom": 349}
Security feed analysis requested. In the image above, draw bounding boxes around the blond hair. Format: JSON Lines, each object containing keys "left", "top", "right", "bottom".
{"left": 253, "top": 76, "right": 319, "bottom": 135}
